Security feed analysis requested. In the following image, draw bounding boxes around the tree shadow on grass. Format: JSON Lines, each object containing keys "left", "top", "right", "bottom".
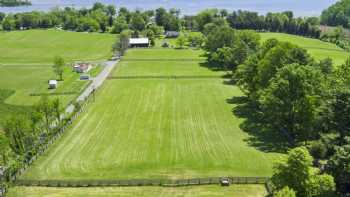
{"left": 199, "top": 61, "right": 225, "bottom": 72}
{"left": 229, "top": 96, "right": 290, "bottom": 154}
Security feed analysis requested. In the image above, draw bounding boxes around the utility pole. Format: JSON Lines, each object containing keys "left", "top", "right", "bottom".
{"left": 92, "top": 85, "right": 96, "bottom": 102}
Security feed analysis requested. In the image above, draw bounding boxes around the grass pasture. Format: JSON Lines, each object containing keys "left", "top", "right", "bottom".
{"left": 22, "top": 48, "right": 281, "bottom": 180}
{"left": 0, "top": 30, "right": 115, "bottom": 64}
{"left": 260, "top": 32, "right": 349, "bottom": 66}
{"left": 0, "top": 65, "right": 92, "bottom": 129}
{"left": 0, "top": 30, "right": 114, "bottom": 127}
{"left": 8, "top": 185, "right": 267, "bottom": 197}
{"left": 122, "top": 48, "right": 205, "bottom": 60}
{"left": 0, "top": 65, "right": 89, "bottom": 106}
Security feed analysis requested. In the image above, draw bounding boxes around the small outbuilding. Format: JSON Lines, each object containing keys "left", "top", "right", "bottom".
{"left": 129, "top": 38, "right": 150, "bottom": 48}
{"left": 48, "top": 80, "right": 58, "bottom": 89}
{"left": 165, "top": 31, "right": 180, "bottom": 38}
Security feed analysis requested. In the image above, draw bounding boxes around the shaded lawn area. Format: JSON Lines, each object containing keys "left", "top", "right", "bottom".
{"left": 8, "top": 185, "right": 267, "bottom": 197}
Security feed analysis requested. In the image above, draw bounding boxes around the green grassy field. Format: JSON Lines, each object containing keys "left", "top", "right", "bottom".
{"left": 21, "top": 49, "right": 281, "bottom": 180}
{"left": 0, "top": 65, "right": 89, "bottom": 106}
{"left": 0, "top": 65, "right": 93, "bottom": 129}
{"left": 0, "top": 30, "right": 114, "bottom": 127}
{"left": 8, "top": 185, "right": 267, "bottom": 197}
{"left": 260, "top": 32, "right": 349, "bottom": 66}
{"left": 114, "top": 61, "right": 219, "bottom": 77}
{"left": 122, "top": 48, "right": 205, "bottom": 60}
{"left": 0, "top": 29, "right": 116, "bottom": 64}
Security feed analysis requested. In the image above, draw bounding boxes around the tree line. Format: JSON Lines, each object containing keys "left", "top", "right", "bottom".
{"left": 202, "top": 24, "right": 350, "bottom": 196}
{"left": 0, "top": 4, "right": 320, "bottom": 38}
{"left": 190, "top": 9, "right": 320, "bottom": 38}
{"left": 0, "top": 96, "right": 82, "bottom": 182}
{"left": 0, "top": 0, "right": 30, "bottom": 7}
{"left": 321, "top": 0, "right": 350, "bottom": 28}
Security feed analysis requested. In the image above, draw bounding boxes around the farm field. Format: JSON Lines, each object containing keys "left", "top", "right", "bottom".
{"left": 0, "top": 65, "right": 88, "bottom": 106}
{"left": 0, "top": 30, "right": 116, "bottom": 64}
{"left": 0, "top": 65, "right": 93, "bottom": 127}
{"left": 8, "top": 185, "right": 267, "bottom": 197}
{"left": 122, "top": 48, "right": 205, "bottom": 60}
{"left": 113, "top": 60, "right": 221, "bottom": 77}
{"left": 0, "top": 30, "right": 115, "bottom": 127}
{"left": 21, "top": 48, "right": 282, "bottom": 180}
{"left": 260, "top": 32, "right": 349, "bottom": 66}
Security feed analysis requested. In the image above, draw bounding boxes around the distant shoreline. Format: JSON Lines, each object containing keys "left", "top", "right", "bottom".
{"left": 0, "top": 0, "right": 336, "bottom": 16}
{"left": 0, "top": 0, "right": 31, "bottom": 7}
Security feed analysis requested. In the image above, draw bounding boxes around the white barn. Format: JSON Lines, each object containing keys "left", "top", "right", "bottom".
{"left": 129, "top": 38, "right": 150, "bottom": 48}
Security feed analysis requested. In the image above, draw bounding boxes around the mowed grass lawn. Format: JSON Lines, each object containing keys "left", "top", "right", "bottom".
{"left": 0, "top": 30, "right": 114, "bottom": 127}
{"left": 22, "top": 49, "right": 282, "bottom": 180}
{"left": 0, "top": 65, "right": 88, "bottom": 106}
{"left": 260, "top": 32, "right": 349, "bottom": 66}
{"left": 0, "top": 29, "right": 116, "bottom": 64}
{"left": 8, "top": 185, "right": 267, "bottom": 197}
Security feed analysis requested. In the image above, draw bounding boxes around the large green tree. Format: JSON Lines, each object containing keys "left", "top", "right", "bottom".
{"left": 327, "top": 141, "right": 350, "bottom": 193}
{"left": 272, "top": 147, "right": 335, "bottom": 197}
{"left": 274, "top": 187, "right": 296, "bottom": 197}
{"left": 257, "top": 42, "right": 311, "bottom": 89}
{"left": 260, "top": 64, "right": 324, "bottom": 142}
{"left": 53, "top": 56, "right": 65, "bottom": 81}
{"left": 321, "top": 0, "right": 350, "bottom": 27}
{"left": 3, "top": 115, "right": 31, "bottom": 156}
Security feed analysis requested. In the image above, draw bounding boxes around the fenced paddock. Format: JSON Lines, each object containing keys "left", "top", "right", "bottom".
{"left": 14, "top": 177, "right": 269, "bottom": 188}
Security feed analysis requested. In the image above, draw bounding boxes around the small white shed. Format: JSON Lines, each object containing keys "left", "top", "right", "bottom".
{"left": 48, "top": 80, "right": 58, "bottom": 89}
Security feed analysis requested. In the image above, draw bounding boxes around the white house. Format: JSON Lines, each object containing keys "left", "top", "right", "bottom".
{"left": 48, "top": 80, "right": 58, "bottom": 89}
{"left": 73, "top": 63, "right": 91, "bottom": 73}
{"left": 129, "top": 38, "right": 150, "bottom": 48}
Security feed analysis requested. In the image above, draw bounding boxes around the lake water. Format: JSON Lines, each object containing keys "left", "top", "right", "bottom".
{"left": 0, "top": 0, "right": 339, "bottom": 16}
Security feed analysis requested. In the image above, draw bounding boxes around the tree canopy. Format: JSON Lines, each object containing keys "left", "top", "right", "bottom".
{"left": 321, "top": 0, "right": 350, "bottom": 28}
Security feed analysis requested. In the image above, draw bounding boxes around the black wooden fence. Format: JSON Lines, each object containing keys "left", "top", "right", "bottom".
{"left": 2, "top": 86, "right": 96, "bottom": 185}
{"left": 107, "top": 75, "right": 224, "bottom": 80}
{"left": 122, "top": 58, "right": 205, "bottom": 62}
{"left": 15, "top": 177, "right": 269, "bottom": 188}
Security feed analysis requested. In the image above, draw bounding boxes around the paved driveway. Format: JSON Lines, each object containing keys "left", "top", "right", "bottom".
{"left": 65, "top": 60, "right": 119, "bottom": 114}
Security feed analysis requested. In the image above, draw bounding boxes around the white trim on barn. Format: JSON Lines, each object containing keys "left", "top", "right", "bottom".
{"left": 129, "top": 38, "right": 150, "bottom": 48}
